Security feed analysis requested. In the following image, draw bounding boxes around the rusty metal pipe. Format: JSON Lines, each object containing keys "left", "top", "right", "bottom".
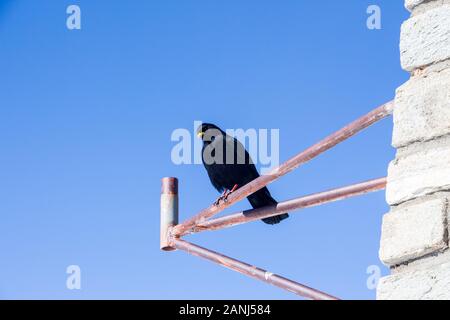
{"left": 173, "top": 101, "right": 394, "bottom": 236}
{"left": 160, "top": 177, "right": 179, "bottom": 251}
{"left": 173, "top": 238, "right": 339, "bottom": 300}
{"left": 175, "top": 177, "right": 386, "bottom": 236}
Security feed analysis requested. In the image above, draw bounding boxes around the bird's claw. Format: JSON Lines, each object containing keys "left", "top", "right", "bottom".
{"left": 213, "top": 189, "right": 228, "bottom": 206}
{"left": 213, "top": 184, "right": 239, "bottom": 206}
{"left": 213, "top": 197, "right": 223, "bottom": 206}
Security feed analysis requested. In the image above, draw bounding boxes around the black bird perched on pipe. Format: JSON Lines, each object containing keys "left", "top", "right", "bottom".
{"left": 197, "top": 123, "right": 289, "bottom": 225}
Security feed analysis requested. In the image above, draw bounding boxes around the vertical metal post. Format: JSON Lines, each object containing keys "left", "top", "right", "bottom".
{"left": 160, "top": 177, "right": 178, "bottom": 251}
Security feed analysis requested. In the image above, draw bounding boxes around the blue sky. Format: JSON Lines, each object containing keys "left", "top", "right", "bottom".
{"left": 0, "top": 1, "right": 410, "bottom": 299}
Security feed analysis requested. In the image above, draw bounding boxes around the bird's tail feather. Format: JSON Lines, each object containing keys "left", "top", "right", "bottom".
{"left": 261, "top": 213, "right": 289, "bottom": 225}
{"left": 246, "top": 187, "right": 289, "bottom": 225}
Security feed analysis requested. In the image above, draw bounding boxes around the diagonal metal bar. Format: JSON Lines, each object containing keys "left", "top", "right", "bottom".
{"left": 173, "top": 238, "right": 340, "bottom": 300}
{"left": 175, "top": 177, "right": 386, "bottom": 236}
{"left": 173, "top": 101, "right": 394, "bottom": 236}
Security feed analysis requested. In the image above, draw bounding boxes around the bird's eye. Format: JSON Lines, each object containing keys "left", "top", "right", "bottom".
{"left": 211, "top": 136, "right": 215, "bottom": 142}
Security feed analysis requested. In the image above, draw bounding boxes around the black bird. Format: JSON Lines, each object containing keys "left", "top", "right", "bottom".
{"left": 197, "top": 123, "right": 289, "bottom": 225}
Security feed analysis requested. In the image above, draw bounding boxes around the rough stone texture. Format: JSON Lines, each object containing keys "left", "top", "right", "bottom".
{"left": 386, "top": 136, "right": 450, "bottom": 205}
{"left": 378, "top": 0, "right": 450, "bottom": 300}
{"left": 392, "top": 244, "right": 450, "bottom": 274}
{"left": 380, "top": 197, "right": 448, "bottom": 266}
{"left": 377, "top": 262, "right": 450, "bottom": 300}
{"left": 392, "top": 68, "right": 450, "bottom": 148}
{"left": 410, "top": 0, "right": 450, "bottom": 16}
{"left": 411, "top": 59, "right": 450, "bottom": 77}
{"left": 400, "top": 5, "right": 450, "bottom": 71}
{"left": 405, "top": 0, "right": 427, "bottom": 11}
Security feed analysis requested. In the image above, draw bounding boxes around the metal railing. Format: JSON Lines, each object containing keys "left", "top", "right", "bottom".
{"left": 160, "top": 100, "right": 394, "bottom": 300}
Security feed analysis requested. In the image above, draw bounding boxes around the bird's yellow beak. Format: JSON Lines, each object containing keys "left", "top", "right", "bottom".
{"left": 197, "top": 131, "right": 204, "bottom": 138}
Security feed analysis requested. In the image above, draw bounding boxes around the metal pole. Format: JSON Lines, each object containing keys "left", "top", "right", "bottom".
{"left": 160, "top": 177, "right": 179, "bottom": 251}
{"left": 173, "top": 100, "right": 394, "bottom": 236}
{"left": 175, "top": 177, "right": 386, "bottom": 236}
{"left": 173, "top": 238, "right": 339, "bottom": 300}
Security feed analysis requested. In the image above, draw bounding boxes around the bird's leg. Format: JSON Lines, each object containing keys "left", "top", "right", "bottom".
{"left": 223, "top": 184, "right": 239, "bottom": 202}
{"left": 213, "top": 189, "right": 229, "bottom": 206}
{"left": 213, "top": 184, "right": 239, "bottom": 206}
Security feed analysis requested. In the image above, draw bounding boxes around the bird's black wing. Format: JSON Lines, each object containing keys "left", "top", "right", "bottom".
{"left": 202, "top": 132, "right": 288, "bottom": 225}
{"left": 202, "top": 133, "right": 258, "bottom": 192}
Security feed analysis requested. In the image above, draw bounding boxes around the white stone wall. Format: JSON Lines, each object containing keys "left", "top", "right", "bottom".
{"left": 377, "top": 0, "right": 450, "bottom": 300}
